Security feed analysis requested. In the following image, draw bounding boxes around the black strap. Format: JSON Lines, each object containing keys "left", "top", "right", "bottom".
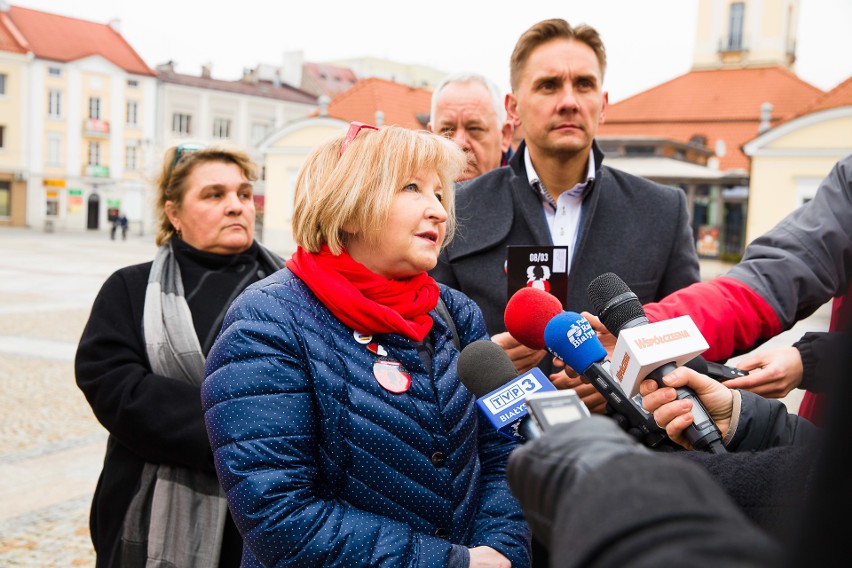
{"left": 434, "top": 297, "right": 460, "bottom": 350}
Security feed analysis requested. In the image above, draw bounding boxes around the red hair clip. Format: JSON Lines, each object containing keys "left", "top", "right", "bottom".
{"left": 339, "top": 121, "right": 379, "bottom": 157}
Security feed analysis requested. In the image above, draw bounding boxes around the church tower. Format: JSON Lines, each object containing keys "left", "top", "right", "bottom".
{"left": 692, "top": 0, "right": 799, "bottom": 70}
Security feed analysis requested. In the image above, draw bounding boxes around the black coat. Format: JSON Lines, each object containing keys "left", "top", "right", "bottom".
{"left": 75, "top": 239, "right": 281, "bottom": 568}
{"left": 431, "top": 141, "right": 700, "bottom": 337}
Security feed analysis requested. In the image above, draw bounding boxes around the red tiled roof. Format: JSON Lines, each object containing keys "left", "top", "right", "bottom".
{"left": 600, "top": 67, "right": 823, "bottom": 170}
{"left": 326, "top": 77, "right": 432, "bottom": 130}
{"left": 796, "top": 75, "right": 852, "bottom": 115}
{"left": 0, "top": 12, "right": 28, "bottom": 54}
{"left": 5, "top": 5, "right": 153, "bottom": 76}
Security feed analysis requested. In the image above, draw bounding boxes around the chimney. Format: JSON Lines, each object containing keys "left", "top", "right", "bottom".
{"left": 281, "top": 50, "right": 304, "bottom": 88}
{"left": 108, "top": 18, "right": 121, "bottom": 33}
{"left": 242, "top": 67, "right": 257, "bottom": 84}
{"left": 758, "top": 102, "right": 773, "bottom": 133}
{"left": 318, "top": 95, "right": 330, "bottom": 117}
{"left": 375, "top": 110, "right": 385, "bottom": 127}
{"left": 156, "top": 61, "right": 176, "bottom": 75}
{"left": 201, "top": 63, "right": 212, "bottom": 79}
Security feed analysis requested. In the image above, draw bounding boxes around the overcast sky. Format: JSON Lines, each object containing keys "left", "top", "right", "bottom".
{"left": 11, "top": 0, "right": 852, "bottom": 102}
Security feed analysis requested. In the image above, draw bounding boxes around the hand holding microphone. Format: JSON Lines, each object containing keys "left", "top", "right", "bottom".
{"left": 639, "top": 366, "right": 736, "bottom": 450}
{"left": 588, "top": 273, "right": 727, "bottom": 454}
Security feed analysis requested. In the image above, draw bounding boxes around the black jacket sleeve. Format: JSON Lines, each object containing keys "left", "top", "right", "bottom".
{"left": 794, "top": 331, "right": 851, "bottom": 393}
{"left": 74, "top": 266, "right": 215, "bottom": 471}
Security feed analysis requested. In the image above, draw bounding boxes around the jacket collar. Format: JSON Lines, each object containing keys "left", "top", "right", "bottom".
{"left": 509, "top": 139, "right": 606, "bottom": 178}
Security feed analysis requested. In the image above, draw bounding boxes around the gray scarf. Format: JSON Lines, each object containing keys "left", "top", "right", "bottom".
{"left": 121, "top": 240, "right": 283, "bottom": 567}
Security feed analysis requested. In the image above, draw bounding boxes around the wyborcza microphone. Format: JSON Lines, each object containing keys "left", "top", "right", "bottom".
{"left": 588, "top": 272, "right": 727, "bottom": 454}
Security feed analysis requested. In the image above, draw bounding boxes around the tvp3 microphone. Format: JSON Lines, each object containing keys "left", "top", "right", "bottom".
{"left": 457, "top": 339, "right": 554, "bottom": 442}
{"left": 457, "top": 339, "right": 589, "bottom": 442}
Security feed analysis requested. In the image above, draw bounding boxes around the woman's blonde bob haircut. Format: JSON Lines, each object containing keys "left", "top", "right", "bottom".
{"left": 292, "top": 125, "right": 466, "bottom": 255}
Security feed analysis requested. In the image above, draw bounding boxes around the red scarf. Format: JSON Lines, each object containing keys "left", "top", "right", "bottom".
{"left": 286, "top": 245, "right": 440, "bottom": 341}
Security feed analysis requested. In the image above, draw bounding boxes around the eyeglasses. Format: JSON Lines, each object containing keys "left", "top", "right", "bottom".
{"left": 170, "top": 143, "right": 205, "bottom": 170}
{"left": 339, "top": 121, "right": 379, "bottom": 157}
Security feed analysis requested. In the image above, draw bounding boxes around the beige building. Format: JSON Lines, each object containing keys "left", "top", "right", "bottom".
{"left": 0, "top": 4, "right": 157, "bottom": 233}
{"left": 743, "top": 79, "right": 852, "bottom": 242}
{"left": 692, "top": 0, "right": 798, "bottom": 70}
{"left": 598, "top": 0, "right": 847, "bottom": 258}
{"left": 325, "top": 56, "right": 447, "bottom": 90}
{"left": 258, "top": 116, "right": 347, "bottom": 256}
{"left": 0, "top": 41, "right": 29, "bottom": 227}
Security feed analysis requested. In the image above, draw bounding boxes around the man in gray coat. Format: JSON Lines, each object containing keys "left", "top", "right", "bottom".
{"left": 431, "top": 18, "right": 699, "bottom": 392}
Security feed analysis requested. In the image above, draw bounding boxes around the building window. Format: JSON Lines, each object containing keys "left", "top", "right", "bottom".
{"left": 0, "top": 74, "right": 6, "bottom": 96}
{"left": 48, "top": 66, "right": 61, "bottom": 77}
{"left": 689, "top": 135, "right": 708, "bottom": 148}
{"left": 0, "top": 181, "right": 10, "bottom": 217}
{"left": 251, "top": 122, "right": 270, "bottom": 144}
{"left": 212, "top": 118, "right": 231, "bottom": 139}
{"left": 47, "top": 133, "right": 62, "bottom": 165}
{"left": 126, "top": 144, "right": 138, "bottom": 170}
{"left": 172, "top": 112, "right": 192, "bottom": 135}
{"left": 728, "top": 2, "right": 745, "bottom": 50}
{"left": 0, "top": 125, "right": 5, "bottom": 149}
{"left": 89, "top": 97, "right": 102, "bottom": 120}
{"left": 88, "top": 141, "right": 101, "bottom": 165}
{"left": 127, "top": 79, "right": 139, "bottom": 88}
{"left": 48, "top": 89, "right": 62, "bottom": 118}
{"left": 126, "top": 100, "right": 138, "bottom": 126}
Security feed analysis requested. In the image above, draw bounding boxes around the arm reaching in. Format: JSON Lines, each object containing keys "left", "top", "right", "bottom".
{"left": 722, "top": 347, "right": 803, "bottom": 398}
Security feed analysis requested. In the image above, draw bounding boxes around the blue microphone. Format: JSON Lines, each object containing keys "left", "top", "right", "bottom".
{"left": 544, "top": 312, "right": 669, "bottom": 448}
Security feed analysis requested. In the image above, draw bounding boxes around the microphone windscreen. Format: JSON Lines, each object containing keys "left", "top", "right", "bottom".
{"left": 457, "top": 339, "right": 519, "bottom": 397}
{"left": 504, "top": 287, "right": 564, "bottom": 350}
{"left": 587, "top": 272, "right": 647, "bottom": 334}
{"left": 544, "top": 312, "right": 607, "bottom": 373}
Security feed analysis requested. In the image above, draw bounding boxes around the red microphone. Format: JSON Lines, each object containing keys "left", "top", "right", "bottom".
{"left": 504, "top": 287, "right": 564, "bottom": 350}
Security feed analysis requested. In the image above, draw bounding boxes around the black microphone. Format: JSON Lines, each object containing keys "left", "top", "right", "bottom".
{"left": 588, "top": 273, "right": 727, "bottom": 454}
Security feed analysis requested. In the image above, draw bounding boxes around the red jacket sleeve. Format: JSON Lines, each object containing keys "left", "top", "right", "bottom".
{"left": 643, "top": 277, "right": 782, "bottom": 362}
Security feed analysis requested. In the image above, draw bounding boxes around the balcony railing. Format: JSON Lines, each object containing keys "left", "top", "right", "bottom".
{"left": 83, "top": 119, "right": 110, "bottom": 137}
{"left": 83, "top": 164, "right": 110, "bottom": 178}
{"left": 717, "top": 35, "right": 749, "bottom": 54}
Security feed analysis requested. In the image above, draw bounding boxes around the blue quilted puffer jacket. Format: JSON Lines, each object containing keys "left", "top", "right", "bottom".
{"left": 202, "top": 269, "right": 531, "bottom": 568}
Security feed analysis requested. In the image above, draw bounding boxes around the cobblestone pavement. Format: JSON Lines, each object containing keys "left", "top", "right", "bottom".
{"left": 0, "top": 226, "right": 830, "bottom": 566}
{"left": 0, "top": 227, "right": 156, "bottom": 567}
